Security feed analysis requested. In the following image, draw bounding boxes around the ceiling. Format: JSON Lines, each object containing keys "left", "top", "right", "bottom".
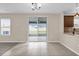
{"left": 0, "top": 3, "right": 78, "bottom": 14}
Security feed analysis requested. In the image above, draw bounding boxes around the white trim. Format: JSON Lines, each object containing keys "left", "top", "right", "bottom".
{"left": 47, "top": 41, "right": 60, "bottom": 43}
{"left": 0, "top": 41, "right": 25, "bottom": 43}
{"left": 60, "top": 42, "right": 79, "bottom": 56}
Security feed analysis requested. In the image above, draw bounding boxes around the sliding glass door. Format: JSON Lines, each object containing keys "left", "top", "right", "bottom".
{"left": 29, "top": 17, "right": 47, "bottom": 42}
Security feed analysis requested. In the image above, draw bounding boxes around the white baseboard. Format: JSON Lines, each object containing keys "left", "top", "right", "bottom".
{"left": 60, "top": 42, "right": 79, "bottom": 56}
{"left": 47, "top": 41, "right": 60, "bottom": 43}
{"left": 0, "top": 41, "right": 26, "bottom": 43}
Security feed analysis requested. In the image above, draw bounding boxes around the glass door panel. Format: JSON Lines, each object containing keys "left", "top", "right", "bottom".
{"left": 38, "top": 17, "right": 47, "bottom": 41}
{"left": 29, "top": 17, "right": 47, "bottom": 42}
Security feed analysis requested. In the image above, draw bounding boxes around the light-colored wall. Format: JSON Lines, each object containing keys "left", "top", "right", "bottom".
{"left": 46, "top": 14, "right": 59, "bottom": 42}
{"left": 59, "top": 13, "right": 79, "bottom": 55}
{"left": 0, "top": 14, "right": 27, "bottom": 42}
{"left": 0, "top": 14, "right": 60, "bottom": 42}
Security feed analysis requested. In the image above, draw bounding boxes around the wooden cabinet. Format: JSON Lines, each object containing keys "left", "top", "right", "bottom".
{"left": 64, "top": 16, "right": 74, "bottom": 33}
{"left": 64, "top": 16, "right": 74, "bottom": 27}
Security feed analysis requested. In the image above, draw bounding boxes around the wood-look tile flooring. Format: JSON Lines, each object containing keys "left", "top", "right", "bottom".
{"left": 2, "top": 42, "right": 77, "bottom": 56}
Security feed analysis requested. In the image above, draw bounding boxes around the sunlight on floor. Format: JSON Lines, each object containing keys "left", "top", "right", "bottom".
{"left": 2, "top": 42, "right": 77, "bottom": 56}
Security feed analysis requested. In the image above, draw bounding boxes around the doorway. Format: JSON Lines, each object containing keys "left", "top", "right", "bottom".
{"left": 28, "top": 17, "right": 47, "bottom": 42}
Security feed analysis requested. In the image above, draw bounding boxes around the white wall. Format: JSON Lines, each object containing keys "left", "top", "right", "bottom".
{"left": 59, "top": 13, "right": 79, "bottom": 55}
{"left": 0, "top": 14, "right": 27, "bottom": 42}
{"left": 0, "top": 14, "right": 60, "bottom": 42}
{"left": 47, "top": 14, "right": 60, "bottom": 42}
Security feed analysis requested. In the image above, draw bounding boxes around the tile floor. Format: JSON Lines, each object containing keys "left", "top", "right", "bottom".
{"left": 0, "top": 43, "right": 17, "bottom": 56}
{"left": 2, "top": 42, "right": 77, "bottom": 56}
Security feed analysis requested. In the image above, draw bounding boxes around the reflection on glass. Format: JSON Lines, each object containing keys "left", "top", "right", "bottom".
{"left": 38, "top": 17, "right": 47, "bottom": 36}
{"left": 1, "top": 19, "right": 10, "bottom": 27}
{"left": 1, "top": 28, "right": 10, "bottom": 36}
{"left": 1, "top": 18, "right": 10, "bottom": 36}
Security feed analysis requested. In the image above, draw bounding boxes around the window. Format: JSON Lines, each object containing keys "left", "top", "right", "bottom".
{"left": 29, "top": 17, "right": 47, "bottom": 42}
{"left": 74, "top": 16, "right": 79, "bottom": 28}
{"left": 0, "top": 18, "right": 11, "bottom": 36}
